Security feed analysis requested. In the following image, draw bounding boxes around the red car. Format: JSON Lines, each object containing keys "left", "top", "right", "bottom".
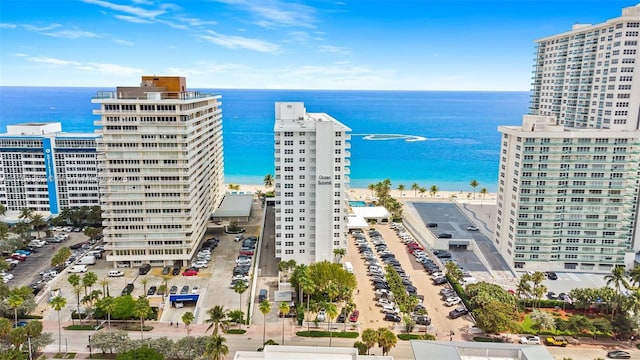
{"left": 349, "top": 310, "right": 360, "bottom": 322}
{"left": 10, "top": 254, "right": 26, "bottom": 261}
{"left": 182, "top": 269, "right": 198, "bottom": 276}
{"left": 239, "top": 249, "right": 254, "bottom": 256}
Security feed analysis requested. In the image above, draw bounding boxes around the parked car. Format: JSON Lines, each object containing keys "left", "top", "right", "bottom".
{"left": 191, "top": 285, "right": 200, "bottom": 294}
{"left": 467, "top": 225, "right": 479, "bottom": 231}
{"left": 444, "top": 297, "right": 462, "bottom": 307}
{"left": 169, "top": 286, "right": 178, "bottom": 294}
{"left": 607, "top": 350, "right": 631, "bottom": 359}
{"left": 180, "top": 286, "right": 189, "bottom": 294}
{"left": 349, "top": 310, "right": 360, "bottom": 322}
{"left": 10, "top": 254, "right": 26, "bottom": 262}
{"left": 545, "top": 336, "right": 568, "bottom": 347}
{"left": 448, "top": 307, "right": 468, "bottom": 319}
{"left": 519, "top": 335, "right": 541, "bottom": 345}
{"left": 545, "top": 271, "right": 558, "bottom": 280}
{"left": 413, "top": 315, "right": 431, "bottom": 325}
{"left": 138, "top": 263, "right": 151, "bottom": 275}
{"left": 438, "top": 233, "right": 453, "bottom": 239}
{"left": 172, "top": 266, "right": 181, "bottom": 276}
{"left": 317, "top": 308, "right": 326, "bottom": 322}
{"left": 161, "top": 266, "right": 171, "bottom": 275}
{"left": 182, "top": 269, "right": 198, "bottom": 276}
{"left": 384, "top": 313, "right": 401, "bottom": 322}
{"left": 427, "top": 223, "right": 437, "bottom": 228}
{"left": 147, "top": 286, "right": 157, "bottom": 296}
{"left": 433, "top": 277, "right": 448, "bottom": 285}
{"left": 121, "top": 283, "right": 134, "bottom": 295}
{"left": 108, "top": 270, "right": 124, "bottom": 277}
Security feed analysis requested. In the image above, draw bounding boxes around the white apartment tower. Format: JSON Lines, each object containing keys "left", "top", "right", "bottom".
{"left": 274, "top": 102, "right": 351, "bottom": 265}
{"left": 0, "top": 122, "right": 100, "bottom": 216}
{"left": 495, "top": 5, "right": 640, "bottom": 273}
{"left": 94, "top": 76, "right": 225, "bottom": 268}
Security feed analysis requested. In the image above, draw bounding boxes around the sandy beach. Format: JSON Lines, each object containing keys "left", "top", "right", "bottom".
{"left": 227, "top": 183, "right": 497, "bottom": 204}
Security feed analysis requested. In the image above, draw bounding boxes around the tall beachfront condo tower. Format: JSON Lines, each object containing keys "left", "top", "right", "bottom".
{"left": 274, "top": 102, "right": 351, "bottom": 265}
{"left": 495, "top": 5, "right": 640, "bottom": 273}
{"left": 0, "top": 122, "right": 100, "bottom": 219}
{"left": 93, "top": 76, "right": 224, "bottom": 268}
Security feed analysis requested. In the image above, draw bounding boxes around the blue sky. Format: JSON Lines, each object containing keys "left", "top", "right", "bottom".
{"left": 0, "top": 0, "right": 637, "bottom": 90}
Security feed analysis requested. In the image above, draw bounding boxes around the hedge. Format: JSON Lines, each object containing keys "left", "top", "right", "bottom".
{"left": 473, "top": 336, "right": 504, "bottom": 343}
{"left": 296, "top": 330, "right": 359, "bottom": 338}
{"left": 227, "top": 329, "right": 247, "bottom": 334}
{"left": 397, "top": 333, "right": 435, "bottom": 341}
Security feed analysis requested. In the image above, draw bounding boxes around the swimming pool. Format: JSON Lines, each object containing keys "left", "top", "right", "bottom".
{"left": 349, "top": 201, "right": 367, "bottom": 207}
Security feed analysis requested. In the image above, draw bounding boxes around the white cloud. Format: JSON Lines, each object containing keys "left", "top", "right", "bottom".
{"left": 43, "top": 29, "right": 99, "bottom": 39}
{"left": 175, "top": 16, "right": 217, "bottom": 27}
{"left": 27, "top": 55, "right": 142, "bottom": 76}
{"left": 80, "top": 0, "right": 169, "bottom": 19}
{"left": 0, "top": 23, "right": 17, "bottom": 29}
{"left": 30, "top": 57, "right": 81, "bottom": 66}
{"left": 113, "top": 38, "right": 135, "bottom": 46}
{"left": 22, "top": 24, "right": 62, "bottom": 32}
{"left": 198, "top": 31, "right": 280, "bottom": 53}
{"left": 318, "top": 45, "right": 348, "bottom": 54}
{"left": 213, "top": 0, "right": 317, "bottom": 28}
{"left": 114, "top": 15, "right": 153, "bottom": 24}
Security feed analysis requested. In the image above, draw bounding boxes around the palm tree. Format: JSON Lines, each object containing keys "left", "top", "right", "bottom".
{"left": 50, "top": 295, "right": 66, "bottom": 355}
{"left": 397, "top": 184, "right": 405, "bottom": 197}
{"left": 429, "top": 185, "right": 439, "bottom": 198}
{"left": 205, "top": 305, "right": 230, "bottom": 336}
{"left": 480, "top": 187, "right": 489, "bottom": 200}
{"left": 203, "top": 334, "right": 229, "bottom": 360}
{"left": 232, "top": 281, "right": 248, "bottom": 327}
{"left": 19, "top": 208, "right": 33, "bottom": 222}
{"left": 140, "top": 278, "right": 149, "bottom": 296}
{"left": 411, "top": 183, "right": 419, "bottom": 198}
{"left": 362, "top": 328, "right": 377, "bottom": 355}
{"left": 133, "top": 296, "right": 151, "bottom": 339}
{"left": 263, "top": 174, "right": 274, "bottom": 189}
{"left": 367, "top": 184, "right": 375, "bottom": 197}
{"left": 470, "top": 179, "right": 479, "bottom": 199}
{"left": 0, "top": 203, "right": 6, "bottom": 217}
{"left": 30, "top": 213, "right": 46, "bottom": 239}
{"left": 99, "top": 278, "right": 111, "bottom": 297}
{"left": 325, "top": 302, "right": 338, "bottom": 347}
{"left": 82, "top": 272, "right": 98, "bottom": 296}
{"left": 418, "top": 187, "right": 426, "bottom": 198}
{"left": 300, "top": 272, "right": 314, "bottom": 334}
{"left": 516, "top": 274, "right": 532, "bottom": 309}
{"left": 259, "top": 299, "right": 271, "bottom": 346}
{"left": 182, "top": 311, "right": 195, "bottom": 336}
{"left": 376, "top": 327, "right": 398, "bottom": 356}
{"left": 98, "top": 296, "right": 115, "bottom": 330}
{"left": 72, "top": 286, "right": 83, "bottom": 324}
{"left": 8, "top": 292, "right": 24, "bottom": 324}
{"left": 279, "top": 302, "right": 289, "bottom": 345}
{"left": 333, "top": 248, "right": 346, "bottom": 262}
{"left": 629, "top": 265, "right": 640, "bottom": 287}
{"left": 605, "top": 265, "right": 630, "bottom": 318}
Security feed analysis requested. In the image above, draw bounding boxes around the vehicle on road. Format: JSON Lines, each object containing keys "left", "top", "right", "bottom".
{"left": 437, "top": 233, "right": 453, "bottom": 239}
{"left": 519, "top": 335, "right": 541, "bottom": 345}
{"left": 467, "top": 225, "right": 479, "bottom": 231}
{"left": 427, "top": 223, "right": 437, "bottom": 228}
{"left": 607, "top": 350, "right": 631, "bottom": 359}
{"left": 147, "top": 286, "right": 157, "bottom": 296}
{"left": 68, "top": 265, "right": 88, "bottom": 273}
{"left": 448, "top": 307, "right": 469, "bottom": 319}
{"left": 545, "top": 336, "right": 568, "bottom": 347}
{"left": 121, "top": 283, "right": 134, "bottom": 295}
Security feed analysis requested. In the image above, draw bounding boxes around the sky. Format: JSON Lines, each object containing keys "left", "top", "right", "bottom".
{"left": 0, "top": 0, "right": 638, "bottom": 90}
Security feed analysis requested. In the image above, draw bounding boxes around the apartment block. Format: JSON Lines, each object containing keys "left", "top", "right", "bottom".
{"left": 495, "top": 5, "right": 640, "bottom": 273}
{"left": 93, "top": 76, "right": 224, "bottom": 267}
{"left": 274, "top": 102, "right": 351, "bottom": 265}
{"left": 0, "top": 122, "right": 100, "bottom": 217}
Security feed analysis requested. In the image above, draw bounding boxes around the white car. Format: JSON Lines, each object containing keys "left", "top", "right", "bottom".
{"left": 431, "top": 272, "right": 445, "bottom": 280}
{"left": 193, "top": 261, "right": 208, "bottom": 268}
{"left": 467, "top": 225, "right": 479, "bottom": 231}
{"left": 191, "top": 285, "right": 200, "bottom": 294}
{"left": 377, "top": 298, "right": 394, "bottom": 307}
{"left": 317, "top": 308, "right": 326, "bottom": 322}
{"left": 519, "top": 335, "right": 541, "bottom": 345}
{"left": 444, "top": 296, "right": 462, "bottom": 306}
{"left": 232, "top": 274, "right": 249, "bottom": 281}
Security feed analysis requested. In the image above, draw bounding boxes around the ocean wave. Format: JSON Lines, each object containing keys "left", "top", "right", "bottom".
{"left": 358, "top": 133, "right": 427, "bottom": 142}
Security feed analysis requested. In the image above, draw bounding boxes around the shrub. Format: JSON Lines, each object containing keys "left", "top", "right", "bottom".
{"left": 296, "top": 330, "right": 359, "bottom": 338}
{"left": 473, "top": 336, "right": 504, "bottom": 343}
{"left": 397, "top": 333, "right": 435, "bottom": 340}
{"left": 227, "top": 329, "right": 246, "bottom": 334}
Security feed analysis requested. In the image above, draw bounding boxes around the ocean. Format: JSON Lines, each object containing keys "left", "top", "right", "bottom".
{"left": 0, "top": 87, "right": 530, "bottom": 192}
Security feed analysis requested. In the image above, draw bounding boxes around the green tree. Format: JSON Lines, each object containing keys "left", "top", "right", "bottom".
{"left": 205, "top": 305, "right": 229, "bottom": 337}
{"left": 376, "top": 327, "right": 398, "bottom": 356}
{"left": 116, "top": 346, "right": 164, "bottom": 360}
{"left": 50, "top": 295, "right": 66, "bottom": 355}
{"left": 353, "top": 341, "right": 368, "bottom": 355}
{"left": 0, "top": 203, "right": 6, "bottom": 217}
{"left": 479, "top": 187, "right": 489, "bottom": 200}
{"left": 429, "top": 185, "right": 439, "bottom": 198}
{"left": 259, "top": 299, "right": 271, "bottom": 346}
{"left": 203, "top": 335, "right": 228, "bottom": 360}
{"left": 133, "top": 296, "right": 151, "bottom": 340}
{"left": 51, "top": 247, "right": 72, "bottom": 269}
{"left": 445, "top": 261, "right": 464, "bottom": 284}
{"left": 473, "top": 301, "right": 518, "bottom": 334}
{"left": 362, "top": 328, "right": 378, "bottom": 355}
{"left": 182, "top": 311, "right": 195, "bottom": 336}
{"left": 605, "top": 265, "right": 630, "bottom": 318}
{"left": 232, "top": 281, "right": 248, "bottom": 327}
{"left": 263, "top": 174, "right": 274, "bottom": 189}
{"left": 325, "top": 302, "right": 338, "bottom": 347}
{"left": 18, "top": 208, "right": 33, "bottom": 222}
{"left": 82, "top": 271, "right": 98, "bottom": 297}
{"left": 8, "top": 291, "right": 25, "bottom": 324}
{"left": 397, "top": 184, "right": 405, "bottom": 197}
{"left": 470, "top": 179, "right": 479, "bottom": 199}
{"left": 418, "top": 187, "right": 426, "bottom": 198}
{"left": 29, "top": 213, "right": 46, "bottom": 239}
{"left": 333, "top": 248, "right": 346, "bottom": 262}
{"left": 96, "top": 296, "right": 116, "bottom": 330}
{"left": 83, "top": 226, "right": 100, "bottom": 240}
{"left": 279, "top": 302, "right": 290, "bottom": 345}
{"left": 140, "top": 278, "right": 149, "bottom": 296}
{"left": 411, "top": 183, "right": 420, "bottom": 198}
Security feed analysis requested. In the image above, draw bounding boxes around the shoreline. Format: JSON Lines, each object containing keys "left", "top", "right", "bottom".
{"left": 226, "top": 183, "right": 498, "bottom": 202}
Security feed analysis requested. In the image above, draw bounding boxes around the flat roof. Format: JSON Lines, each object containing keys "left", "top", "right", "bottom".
{"left": 410, "top": 340, "right": 554, "bottom": 360}
{"left": 347, "top": 214, "right": 369, "bottom": 229}
{"left": 351, "top": 206, "right": 390, "bottom": 218}
{"left": 212, "top": 194, "right": 254, "bottom": 217}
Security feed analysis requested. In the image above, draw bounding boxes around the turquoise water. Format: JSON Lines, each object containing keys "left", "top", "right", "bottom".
{"left": 0, "top": 87, "right": 530, "bottom": 192}
{"left": 349, "top": 201, "right": 367, "bottom": 207}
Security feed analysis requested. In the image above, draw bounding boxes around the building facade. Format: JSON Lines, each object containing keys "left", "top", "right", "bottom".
{"left": 274, "top": 102, "right": 351, "bottom": 264}
{"left": 94, "top": 76, "right": 224, "bottom": 267}
{"left": 495, "top": 5, "right": 640, "bottom": 273}
{"left": 0, "top": 122, "right": 100, "bottom": 217}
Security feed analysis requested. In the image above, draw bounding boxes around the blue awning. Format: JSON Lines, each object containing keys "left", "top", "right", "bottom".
{"left": 169, "top": 294, "right": 199, "bottom": 302}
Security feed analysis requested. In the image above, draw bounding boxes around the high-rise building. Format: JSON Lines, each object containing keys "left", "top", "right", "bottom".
{"left": 495, "top": 5, "right": 640, "bottom": 273}
{"left": 0, "top": 122, "right": 100, "bottom": 217}
{"left": 94, "top": 76, "right": 224, "bottom": 268}
{"left": 274, "top": 102, "right": 351, "bottom": 264}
